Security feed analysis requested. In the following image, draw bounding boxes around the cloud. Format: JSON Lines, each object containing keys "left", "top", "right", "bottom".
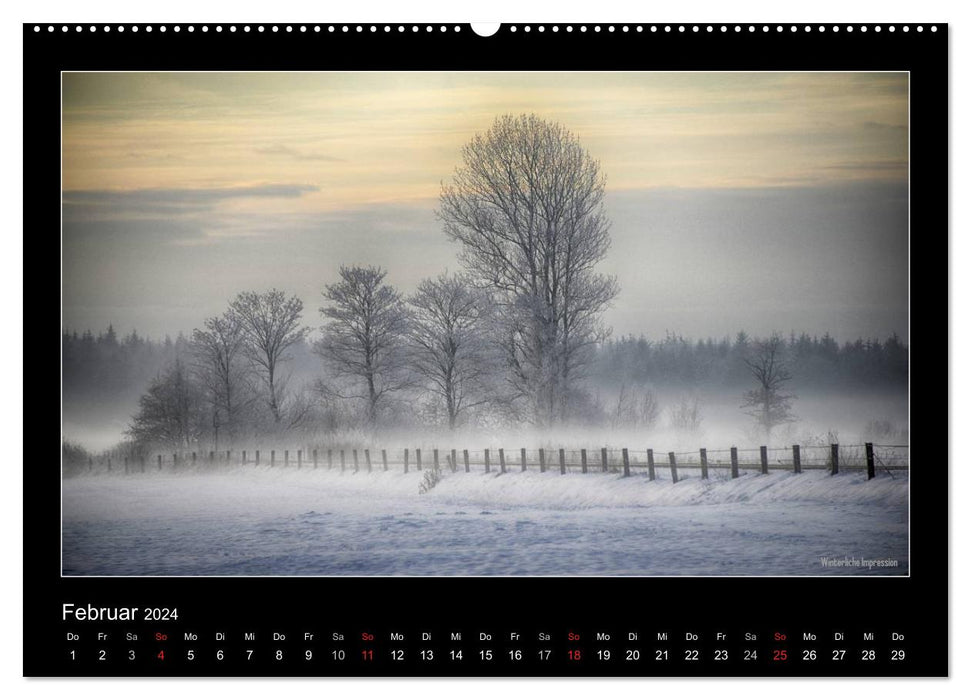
{"left": 863, "top": 121, "right": 907, "bottom": 132}
{"left": 823, "top": 160, "right": 907, "bottom": 172}
{"left": 253, "top": 144, "right": 345, "bottom": 162}
{"left": 62, "top": 184, "right": 320, "bottom": 221}
{"left": 65, "top": 183, "right": 318, "bottom": 205}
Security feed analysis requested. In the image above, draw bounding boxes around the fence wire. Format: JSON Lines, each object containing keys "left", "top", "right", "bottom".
{"left": 65, "top": 443, "right": 910, "bottom": 477}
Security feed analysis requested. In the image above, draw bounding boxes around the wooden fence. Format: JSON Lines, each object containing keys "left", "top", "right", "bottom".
{"left": 87, "top": 443, "right": 909, "bottom": 482}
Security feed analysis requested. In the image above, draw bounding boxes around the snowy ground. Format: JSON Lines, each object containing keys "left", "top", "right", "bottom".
{"left": 62, "top": 466, "right": 908, "bottom": 576}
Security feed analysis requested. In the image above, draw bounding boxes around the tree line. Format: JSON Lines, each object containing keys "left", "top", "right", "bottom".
{"left": 591, "top": 330, "right": 908, "bottom": 390}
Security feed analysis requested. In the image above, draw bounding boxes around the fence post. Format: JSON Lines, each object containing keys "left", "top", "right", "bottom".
{"left": 581, "top": 448, "right": 588, "bottom": 474}
{"left": 327, "top": 449, "right": 333, "bottom": 469}
{"left": 172, "top": 453, "right": 177, "bottom": 468}
{"left": 484, "top": 449, "right": 491, "bottom": 473}
{"left": 416, "top": 448, "right": 422, "bottom": 471}
{"left": 699, "top": 448, "right": 709, "bottom": 480}
{"left": 225, "top": 449, "right": 230, "bottom": 463}
{"left": 792, "top": 445, "right": 801, "bottom": 474}
{"left": 158, "top": 454, "right": 162, "bottom": 471}
{"left": 404, "top": 448, "right": 409, "bottom": 474}
{"left": 521, "top": 448, "right": 527, "bottom": 472}
{"left": 124, "top": 457, "right": 129, "bottom": 474}
{"left": 539, "top": 448, "right": 546, "bottom": 473}
{"left": 730, "top": 447, "right": 739, "bottom": 478}
{"left": 433, "top": 448, "right": 439, "bottom": 472}
{"left": 865, "top": 442, "right": 875, "bottom": 480}
{"left": 647, "top": 449, "right": 655, "bottom": 481}
{"left": 284, "top": 449, "right": 289, "bottom": 467}
{"left": 242, "top": 450, "right": 247, "bottom": 465}
{"left": 668, "top": 452, "right": 679, "bottom": 484}
{"left": 601, "top": 447, "right": 608, "bottom": 473}
{"left": 313, "top": 448, "right": 318, "bottom": 469}
{"left": 353, "top": 449, "right": 359, "bottom": 472}
{"left": 450, "top": 449, "right": 457, "bottom": 473}
{"left": 499, "top": 448, "right": 506, "bottom": 473}
{"left": 191, "top": 452, "right": 196, "bottom": 467}
{"left": 760, "top": 446, "right": 768, "bottom": 475}
{"left": 830, "top": 443, "right": 840, "bottom": 475}
{"left": 208, "top": 451, "right": 214, "bottom": 464}
{"left": 340, "top": 449, "right": 346, "bottom": 473}
{"left": 559, "top": 448, "right": 567, "bottom": 475}
{"left": 255, "top": 449, "right": 260, "bottom": 466}
{"left": 365, "top": 448, "right": 372, "bottom": 473}
{"left": 622, "top": 448, "right": 630, "bottom": 477}
{"left": 382, "top": 449, "right": 388, "bottom": 471}
{"left": 463, "top": 449, "right": 470, "bottom": 473}
{"left": 297, "top": 449, "right": 302, "bottom": 469}
{"left": 271, "top": 450, "right": 276, "bottom": 467}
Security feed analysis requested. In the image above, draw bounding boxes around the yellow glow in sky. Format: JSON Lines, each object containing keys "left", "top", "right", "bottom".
{"left": 63, "top": 71, "right": 908, "bottom": 211}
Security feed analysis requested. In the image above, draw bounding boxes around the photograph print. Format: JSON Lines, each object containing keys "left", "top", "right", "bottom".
{"left": 61, "top": 71, "right": 910, "bottom": 576}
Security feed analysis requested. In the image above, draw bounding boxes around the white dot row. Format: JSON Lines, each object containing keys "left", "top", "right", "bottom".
{"left": 32, "top": 24, "right": 939, "bottom": 34}
{"left": 34, "top": 25, "right": 464, "bottom": 33}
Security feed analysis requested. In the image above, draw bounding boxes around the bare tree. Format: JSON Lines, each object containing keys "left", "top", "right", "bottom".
{"left": 127, "top": 358, "right": 205, "bottom": 448}
{"left": 670, "top": 395, "right": 703, "bottom": 433}
{"left": 191, "top": 311, "right": 251, "bottom": 448}
{"left": 610, "top": 386, "right": 660, "bottom": 429}
{"left": 408, "top": 272, "right": 498, "bottom": 430}
{"left": 639, "top": 390, "right": 661, "bottom": 429}
{"left": 439, "top": 114, "right": 619, "bottom": 426}
{"left": 229, "top": 290, "right": 307, "bottom": 425}
{"left": 741, "top": 334, "right": 797, "bottom": 438}
{"left": 316, "top": 266, "right": 411, "bottom": 426}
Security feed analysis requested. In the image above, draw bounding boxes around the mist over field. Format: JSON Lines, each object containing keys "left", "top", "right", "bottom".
{"left": 62, "top": 330, "right": 908, "bottom": 457}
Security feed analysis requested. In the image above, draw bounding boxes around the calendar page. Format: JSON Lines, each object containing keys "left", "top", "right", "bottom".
{"left": 24, "top": 21, "right": 947, "bottom": 677}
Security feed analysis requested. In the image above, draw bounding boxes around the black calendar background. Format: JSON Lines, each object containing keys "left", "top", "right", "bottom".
{"left": 23, "top": 22, "right": 948, "bottom": 677}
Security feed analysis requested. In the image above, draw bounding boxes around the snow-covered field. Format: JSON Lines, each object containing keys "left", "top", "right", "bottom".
{"left": 62, "top": 467, "right": 908, "bottom": 576}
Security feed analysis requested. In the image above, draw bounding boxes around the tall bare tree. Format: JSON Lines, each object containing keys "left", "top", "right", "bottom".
{"left": 741, "top": 334, "right": 797, "bottom": 438}
{"left": 316, "top": 266, "right": 411, "bottom": 426}
{"left": 439, "top": 114, "right": 619, "bottom": 425}
{"left": 408, "top": 272, "right": 498, "bottom": 430}
{"left": 191, "top": 311, "right": 251, "bottom": 448}
{"left": 229, "top": 290, "right": 307, "bottom": 425}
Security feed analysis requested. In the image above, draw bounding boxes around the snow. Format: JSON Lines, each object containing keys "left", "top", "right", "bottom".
{"left": 62, "top": 466, "right": 908, "bottom": 576}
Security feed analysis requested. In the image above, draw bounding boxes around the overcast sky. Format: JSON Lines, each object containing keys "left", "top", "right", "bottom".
{"left": 62, "top": 71, "right": 908, "bottom": 342}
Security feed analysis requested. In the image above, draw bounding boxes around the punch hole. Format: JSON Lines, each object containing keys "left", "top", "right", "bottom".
{"left": 471, "top": 23, "right": 500, "bottom": 37}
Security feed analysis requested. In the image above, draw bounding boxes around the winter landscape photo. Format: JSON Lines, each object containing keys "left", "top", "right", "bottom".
{"left": 61, "top": 72, "right": 910, "bottom": 576}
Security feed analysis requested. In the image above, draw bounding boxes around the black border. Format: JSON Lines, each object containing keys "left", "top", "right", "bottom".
{"left": 26, "top": 22, "right": 948, "bottom": 677}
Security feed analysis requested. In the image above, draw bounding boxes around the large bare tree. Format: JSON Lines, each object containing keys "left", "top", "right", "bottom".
{"left": 741, "top": 334, "right": 797, "bottom": 438}
{"left": 439, "top": 114, "right": 619, "bottom": 425}
{"left": 190, "top": 311, "right": 251, "bottom": 448}
{"left": 229, "top": 290, "right": 307, "bottom": 425}
{"left": 316, "top": 265, "right": 411, "bottom": 426}
{"left": 408, "top": 272, "right": 498, "bottom": 430}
